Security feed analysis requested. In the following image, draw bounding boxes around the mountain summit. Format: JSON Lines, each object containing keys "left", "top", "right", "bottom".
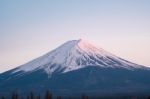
{"left": 13, "top": 39, "right": 144, "bottom": 75}
{"left": 0, "top": 39, "right": 150, "bottom": 96}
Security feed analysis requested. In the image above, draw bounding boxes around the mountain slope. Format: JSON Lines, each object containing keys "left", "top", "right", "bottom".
{"left": 0, "top": 39, "right": 150, "bottom": 96}
{"left": 1, "top": 66, "right": 150, "bottom": 96}
{"left": 6, "top": 39, "right": 146, "bottom": 76}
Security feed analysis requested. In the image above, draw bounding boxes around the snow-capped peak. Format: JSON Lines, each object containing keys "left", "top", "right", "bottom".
{"left": 13, "top": 39, "right": 145, "bottom": 74}
{"left": 77, "top": 39, "right": 101, "bottom": 53}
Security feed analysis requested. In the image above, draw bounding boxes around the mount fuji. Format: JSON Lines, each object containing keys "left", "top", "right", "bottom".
{"left": 0, "top": 39, "right": 150, "bottom": 96}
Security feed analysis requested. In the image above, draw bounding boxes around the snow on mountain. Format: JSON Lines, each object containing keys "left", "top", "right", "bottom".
{"left": 12, "top": 39, "right": 146, "bottom": 75}
{"left": 1, "top": 39, "right": 150, "bottom": 96}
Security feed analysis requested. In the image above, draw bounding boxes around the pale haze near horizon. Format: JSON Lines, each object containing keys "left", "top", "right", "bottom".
{"left": 0, "top": 0, "right": 150, "bottom": 73}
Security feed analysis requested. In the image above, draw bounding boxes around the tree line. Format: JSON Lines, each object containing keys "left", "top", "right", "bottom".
{"left": 1, "top": 91, "right": 150, "bottom": 99}
{"left": 0, "top": 90, "right": 89, "bottom": 99}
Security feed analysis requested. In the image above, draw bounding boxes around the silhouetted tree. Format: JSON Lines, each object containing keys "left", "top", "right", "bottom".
{"left": 27, "top": 95, "right": 30, "bottom": 99}
{"left": 12, "top": 92, "right": 18, "bottom": 99}
{"left": 36, "top": 95, "right": 40, "bottom": 99}
{"left": 21, "top": 96, "right": 24, "bottom": 99}
{"left": 147, "top": 96, "right": 150, "bottom": 99}
{"left": 30, "top": 92, "right": 34, "bottom": 99}
{"left": 68, "top": 97, "right": 72, "bottom": 99}
{"left": 82, "top": 94, "right": 85, "bottom": 99}
{"left": 44, "top": 90, "right": 52, "bottom": 99}
{"left": 1, "top": 96, "right": 5, "bottom": 99}
{"left": 81, "top": 94, "right": 88, "bottom": 99}
{"left": 56, "top": 96, "right": 61, "bottom": 99}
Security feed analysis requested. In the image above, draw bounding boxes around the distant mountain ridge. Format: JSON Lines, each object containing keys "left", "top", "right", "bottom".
{"left": 0, "top": 39, "right": 150, "bottom": 96}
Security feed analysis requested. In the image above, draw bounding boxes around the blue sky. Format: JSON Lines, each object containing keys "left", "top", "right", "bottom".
{"left": 0, "top": 0, "right": 150, "bottom": 73}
